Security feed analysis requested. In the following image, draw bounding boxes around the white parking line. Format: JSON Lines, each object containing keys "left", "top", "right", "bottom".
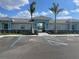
{"left": 10, "top": 35, "right": 24, "bottom": 48}
{"left": 42, "top": 36, "right": 68, "bottom": 46}
{"left": 48, "top": 40, "right": 68, "bottom": 46}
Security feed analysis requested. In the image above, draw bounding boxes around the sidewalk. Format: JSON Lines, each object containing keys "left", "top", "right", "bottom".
{"left": 50, "top": 34, "right": 79, "bottom": 36}
{"left": 38, "top": 33, "right": 79, "bottom": 36}
{"left": 38, "top": 33, "right": 50, "bottom": 36}
{"left": 0, "top": 33, "right": 79, "bottom": 37}
{"left": 0, "top": 35, "right": 22, "bottom": 38}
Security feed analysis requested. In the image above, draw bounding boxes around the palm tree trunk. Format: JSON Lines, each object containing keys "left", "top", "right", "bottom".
{"left": 54, "top": 14, "right": 57, "bottom": 34}
{"left": 31, "top": 14, "right": 34, "bottom": 34}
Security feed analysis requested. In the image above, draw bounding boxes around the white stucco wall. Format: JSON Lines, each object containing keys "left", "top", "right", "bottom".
{"left": 0, "top": 23, "right": 2, "bottom": 30}
{"left": 76, "top": 24, "right": 79, "bottom": 30}
{"left": 69, "top": 23, "right": 79, "bottom": 30}
{"left": 12, "top": 23, "right": 79, "bottom": 31}
{"left": 47, "top": 23, "right": 68, "bottom": 30}
{"left": 56, "top": 24, "right": 68, "bottom": 30}
{"left": 13, "top": 23, "right": 31, "bottom": 30}
{"left": 47, "top": 24, "right": 54, "bottom": 30}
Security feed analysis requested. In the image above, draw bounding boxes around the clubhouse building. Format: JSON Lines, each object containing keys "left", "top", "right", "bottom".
{"left": 0, "top": 16, "right": 79, "bottom": 34}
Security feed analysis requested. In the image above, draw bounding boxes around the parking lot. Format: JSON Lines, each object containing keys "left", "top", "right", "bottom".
{"left": 0, "top": 35, "right": 79, "bottom": 59}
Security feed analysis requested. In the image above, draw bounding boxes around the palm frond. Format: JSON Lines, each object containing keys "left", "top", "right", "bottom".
{"left": 57, "top": 9, "right": 63, "bottom": 14}
{"left": 28, "top": 1, "right": 36, "bottom": 20}
{"left": 49, "top": 2, "right": 63, "bottom": 15}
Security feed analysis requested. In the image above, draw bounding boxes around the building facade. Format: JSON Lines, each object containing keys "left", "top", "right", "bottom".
{"left": 0, "top": 16, "right": 79, "bottom": 34}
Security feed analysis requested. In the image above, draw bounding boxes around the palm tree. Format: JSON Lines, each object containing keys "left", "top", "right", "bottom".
{"left": 28, "top": 1, "right": 36, "bottom": 34}
{"left": 49, "top": 3, "right": 63, "bottom": 33}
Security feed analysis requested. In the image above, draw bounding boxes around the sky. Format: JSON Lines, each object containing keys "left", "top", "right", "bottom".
{"left": 0, "top": 0, "right": 79, "bottom": 19}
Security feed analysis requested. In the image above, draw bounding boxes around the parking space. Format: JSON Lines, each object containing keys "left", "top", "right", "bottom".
{"left": 0, "top": 35, "right": 79, "bottom": 59}
{"left": 0, "top": 36, "right": 19, "bottom": 53}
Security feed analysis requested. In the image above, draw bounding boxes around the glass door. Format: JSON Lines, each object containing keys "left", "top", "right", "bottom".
{"left": 37, "top": 22, "right": 45, "bottom": 32}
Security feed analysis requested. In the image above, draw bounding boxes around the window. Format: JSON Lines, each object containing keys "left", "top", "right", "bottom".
{"left": 3, "top": 23, "right": 8, "bottom": 30}
{"left": 21, "top": 26, "right": 25, "bottom": 29}
{"left": 72, "top": 24, "right": 77, "bottom": 31}
{"left": 72, "top": 25, "right": 75, "bottom": 30}
{"left": 21, "top": 25, "right": 25, "bottom": 30}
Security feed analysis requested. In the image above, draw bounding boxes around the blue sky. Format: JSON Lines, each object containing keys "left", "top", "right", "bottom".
{"left": 0, "top": 0, "right": 79, "bottom": 19}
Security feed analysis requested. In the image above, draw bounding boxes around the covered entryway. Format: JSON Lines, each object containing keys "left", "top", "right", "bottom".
{"left": 37, "top": 22, "right": 45, "bottom": 32}
{"left": 33, "top": 16, "right": 51, "bottom": 33}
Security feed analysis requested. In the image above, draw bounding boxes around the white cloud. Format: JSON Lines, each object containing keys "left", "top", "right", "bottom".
{"left": 48, "top": 10, "right": 53, "bottom": 14}
{"left": 71, "top": 9, "right": 79, "bottom": 12}
{"left": 40, "top": 12, "right": 48, "bottom": 16}
{"left": 14, "top": 10, "right": 49, "bottom": 19}
{"left": 48, "top": 10, "right": 70, "bottom": 16}
{"left": 14, "top": 10, "right": 71, "bottom": 19}
{"left": 73, "top": 0, "right": 79, "bottom": 6}
{"left": 0, "top": 13, "right": 8, "bottom": 17}
{"left": 33, "top": 12, "right": 39, "bottom": 17}
{"left": 59, "top": 10, "right": 70, "bottom": 16}
{"left": 47, "top": 10, "right": 73, "bottom": 19}
{"left": 33, "top": 11, "right": 48, "bottom": 17}
{"left": 15, "top": 10, "right": 31, "bottom": 19}
{"left": 57, "top": 16, "right": 73, "bottom": 19}
{"left": 0, "top": 0, "right": 29, "bottom": 10}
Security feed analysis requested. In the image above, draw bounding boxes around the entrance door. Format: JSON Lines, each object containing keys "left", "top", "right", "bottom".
{"left": 37, "top": 22, "right": 45, "bottom": 32}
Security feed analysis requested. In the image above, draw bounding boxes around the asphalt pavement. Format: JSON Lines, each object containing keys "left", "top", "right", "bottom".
{"left": 0, "top": 35, "right": 79, "bottom": 59}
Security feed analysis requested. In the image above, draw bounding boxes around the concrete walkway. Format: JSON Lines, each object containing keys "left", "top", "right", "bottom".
{"left": 38, "top": 33, "right": 50, "bottom": 36}
{"left": 38, "top": 33, "right": 79, "bottom": 36}
{"left": 0, "top": 33, "right": 79, "bottom": 37}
